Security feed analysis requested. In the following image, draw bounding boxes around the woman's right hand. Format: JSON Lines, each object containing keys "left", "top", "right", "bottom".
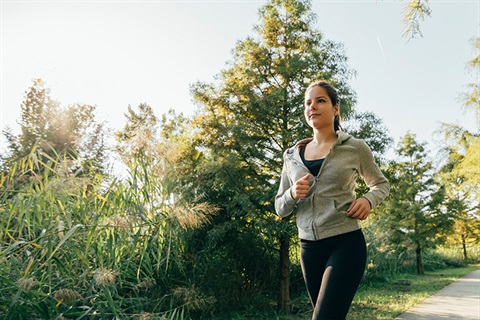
{"left": 291, "top": 173, "right": 311, "bottom": 200}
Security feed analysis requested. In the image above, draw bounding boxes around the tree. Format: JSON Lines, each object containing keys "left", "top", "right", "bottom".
{"left": 115, "top": 104, "right": 200, "bottom": 200}
{"left": 401, "top": 0, "right": 432, "bottom": 39}
{"left": 1, "top": 79, "right": 107, "bottom": 175}
{"left": 436, "top": 124, "right": 480, "bottom": 260}
{"left": 115, "top": 103, "right": 160, "bottom": 164}
{"left": 344, "top": 110, "right": 393, "bottom": 163}
{"left": 459, "top": 37, "right": 480, "bottom": 127}
{"left": 191, "top": 0, "right": 356, "bottom": 312}
{"left": 433, "top": 37, "right": 480, "bottom": 259}
{"left": 445, "top": 197, "right": 480, "bottom": 261}
{"left": 455, "top": 37, "right": 480, "bottom": 194}
{"left": 383, "top": 133, "right": 451, "bottom": 274}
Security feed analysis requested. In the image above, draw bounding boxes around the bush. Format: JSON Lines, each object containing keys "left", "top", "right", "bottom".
{"left": 0, "top": 150, "right": 215, "bottom": 319}
{"left": 436, "top": 245, "right": 480, "bottom": 264}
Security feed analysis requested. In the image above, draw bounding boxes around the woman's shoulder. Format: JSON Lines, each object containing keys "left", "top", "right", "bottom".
{"left": 285, "top": 138, "right": 313, "bottom": 155}
{"left": 338, "top": 132, "right": 371, "bottom": 152}
{"left": 337, "top": 131, "right": 363, "bottom": 144}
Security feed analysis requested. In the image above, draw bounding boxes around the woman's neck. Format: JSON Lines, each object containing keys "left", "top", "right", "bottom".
{"left": 312, "top": 128, "right": 337, "bottom": 145}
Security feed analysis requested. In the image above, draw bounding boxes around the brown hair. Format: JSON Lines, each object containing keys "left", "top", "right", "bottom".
{"left": 306, "top": 80, "right": 342, "bottom": 131}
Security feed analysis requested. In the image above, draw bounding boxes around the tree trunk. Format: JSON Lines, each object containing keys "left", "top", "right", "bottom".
{"left": 462, "top": 236, "right": 468, "bottom": 261}
{"left": 416, "top": 245, "right": 424, "bottom": 275}
{"left": 278, "top": 236, "right": 290, "bottom": 313}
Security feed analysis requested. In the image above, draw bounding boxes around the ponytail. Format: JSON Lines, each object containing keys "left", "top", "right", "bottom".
{"left": 334, "top": 114, "right": 342, "bottom": 132}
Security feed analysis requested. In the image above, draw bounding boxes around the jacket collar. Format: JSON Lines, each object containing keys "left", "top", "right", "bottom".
{"left": 286, "top": 131, "right": 351, "bottom": 155}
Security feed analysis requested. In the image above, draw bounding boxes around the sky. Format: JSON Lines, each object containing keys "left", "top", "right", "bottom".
{"left": 1, "top": 0, "right": 479, "bottom": 161}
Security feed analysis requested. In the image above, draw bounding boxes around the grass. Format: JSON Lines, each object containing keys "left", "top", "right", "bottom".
{"left": 222, "top": 264, "right": 480, "bottom": 320}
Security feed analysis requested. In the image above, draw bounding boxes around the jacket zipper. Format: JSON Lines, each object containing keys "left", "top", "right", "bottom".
{"left": 312, "top": 147, "right": 336, "bottom": 240}
{"left": 288, "top": 144, "right": 337, "bottom": 241}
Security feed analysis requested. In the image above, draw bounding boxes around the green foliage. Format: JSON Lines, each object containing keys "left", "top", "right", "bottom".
{"left": 451, "top": 36, "right": 480, "bottom": 210}
{"left": 344, "top": 110, "right": 393, "bottom": 163}
{"left": 0, "top": 145, "right": 216, "bottom": 319}
{"left": 1, "top": 79, "right": 108, "bottom": 176}
{"left": 381, "top": 133, "right": 453, "bottom": 274}
{"left": 453, "top": 37, "right": 480, "bottom": 199}
{"left": 115, "top": 103, "right": 159, "bottom": 164}
{"left": 190, "top": 0, "right": 357, "bottom": 311}
{"left": 2, "top": 1, "right": 479, "bottom": 318}
{"left": 435, "top": 124, "right": 480, "bottom": 259}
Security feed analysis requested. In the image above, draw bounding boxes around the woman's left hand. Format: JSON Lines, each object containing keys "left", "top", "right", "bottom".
{"left": 347, "top": 198, "right": 371, "bottom": 220}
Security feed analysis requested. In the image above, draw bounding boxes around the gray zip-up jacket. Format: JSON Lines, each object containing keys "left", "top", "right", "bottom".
{"left": 275, "top": 131, "right": 390, "bottom": 241}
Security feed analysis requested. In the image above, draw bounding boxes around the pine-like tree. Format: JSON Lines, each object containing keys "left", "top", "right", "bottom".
{"left": 384, "top": 133, "right": 452, "bottom": 274}
{"left": 190, "top": 0, "right": 356, "bottom": 311}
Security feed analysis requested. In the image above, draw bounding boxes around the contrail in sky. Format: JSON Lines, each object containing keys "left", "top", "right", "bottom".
{"left": 377, "top": 36, "right": 388, "bottom": 66}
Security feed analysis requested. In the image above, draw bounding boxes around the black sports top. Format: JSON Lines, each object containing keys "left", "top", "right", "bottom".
{"left": 300, "top": 145, "right": 325, "bottom": 176}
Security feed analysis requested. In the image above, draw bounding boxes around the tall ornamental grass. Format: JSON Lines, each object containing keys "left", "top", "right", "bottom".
{"left": 0, "top": 147, "right": 216, "bottom": 319}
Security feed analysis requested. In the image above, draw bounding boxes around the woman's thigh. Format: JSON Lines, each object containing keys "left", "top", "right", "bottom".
{"left": 314, "top": 230, "right": 367, "bottom": 319}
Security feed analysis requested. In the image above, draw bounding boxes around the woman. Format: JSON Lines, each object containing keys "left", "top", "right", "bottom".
{"left": 275, "top": 80, "right": 390, "bottom": 320}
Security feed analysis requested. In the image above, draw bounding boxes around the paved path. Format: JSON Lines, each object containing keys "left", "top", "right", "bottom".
{"left": 394, "top": 269, "right": 480, "bottom": 320}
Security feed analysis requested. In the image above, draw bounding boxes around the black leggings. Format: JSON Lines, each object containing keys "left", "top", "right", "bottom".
{"left": 300, "top": 229, "right": 367, "bottom": 320}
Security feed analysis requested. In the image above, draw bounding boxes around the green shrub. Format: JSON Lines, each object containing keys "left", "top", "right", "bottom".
{"left": 0, "top": 148, "right": 215, "bottom": 319}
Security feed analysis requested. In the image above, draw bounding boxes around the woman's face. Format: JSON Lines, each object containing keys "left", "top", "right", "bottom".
{"left": 304, "top": 85, "right": 338, "bottom": 130}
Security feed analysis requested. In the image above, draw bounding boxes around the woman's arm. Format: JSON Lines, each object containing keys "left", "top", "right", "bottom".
{"left": 275, "top": 153, "right": 297, "bottom": 218}
{"left": 357, "top": 140, "right": 390, "bottom": 209}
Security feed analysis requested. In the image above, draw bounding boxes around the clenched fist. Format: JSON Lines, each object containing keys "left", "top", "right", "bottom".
{"left": 347, "top": 197, "right": 372, "bottom": 220}
{"left": 291, "top": 173, "right": 311, "bottom": 200}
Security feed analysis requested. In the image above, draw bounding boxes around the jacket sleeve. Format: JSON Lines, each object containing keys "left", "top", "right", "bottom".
{"left": 275, "top": 151, "right": 297, "bottom": 218}
{"left": 357, "top": 140, "right": 390, "bottom": 209}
